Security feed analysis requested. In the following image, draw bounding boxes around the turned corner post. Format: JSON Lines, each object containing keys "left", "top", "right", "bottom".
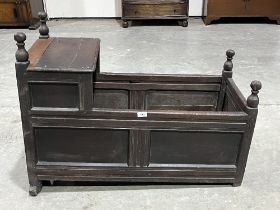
{"left": 14, "top": 32, "right": 42, "bottom": 196}
{"left": 247, "top": 80, "right": 262, "bottom": 108}
{"left": 38, "top": 11, "right": 49, "bottom": 39}
{"left": 14, "top": 32, "right": 29, "bottom": 64}
{"left": 217, "top": 49, "right": 236, "bottom": 110}
{"left": 233, "top": 80, "right": 262, "bottom": 187}
{"left": 222, "top": 49, "right": 235, "bottom": 78}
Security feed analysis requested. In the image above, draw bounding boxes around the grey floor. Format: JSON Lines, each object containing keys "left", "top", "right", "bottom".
{"left": 0, "top": 18, "right": 280, "bottom": 209}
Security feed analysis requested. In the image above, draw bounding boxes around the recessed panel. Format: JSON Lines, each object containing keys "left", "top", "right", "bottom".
{"left": 35, "top": 128, "right": 129, "bottom": 165}
{"left": 223, "top": 88, "right": 242, "bottom": 112}
{"left": 150, "top": 131, "right": 242, "bottom": 165}
{"left": 30, "top": 83, "right": 79, "bottom": 108}
{"left": 146, "top": 90, "right": 218, "bottom": 111}
{"left": 93, "top": 89, "right": 129, "bottom": 109}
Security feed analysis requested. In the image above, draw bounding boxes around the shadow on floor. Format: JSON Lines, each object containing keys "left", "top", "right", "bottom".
{"left": 10, "top": 151, "right": 29, "bottom": 193}
{"left": 0, "top": 26, "right": 29, "bottom": 30}
{"left": 210, "top": 17, "right": 278, "bottom": 25}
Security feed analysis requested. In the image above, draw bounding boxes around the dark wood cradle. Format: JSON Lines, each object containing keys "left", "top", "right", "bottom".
{"left": 122, "top": 0, "right": 189, "bottom": 27}
{"left": 203, "top": 0, "right": 280, "bottom": 25}
{"left": 15, "top": 13, "right": 261, "bottom": 196}
{"left": 0, "top": 0, "right": 44, "bottom": 29}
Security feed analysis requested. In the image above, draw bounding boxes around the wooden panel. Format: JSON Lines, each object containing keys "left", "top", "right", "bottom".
{"left": 226, "top": 78, "right": 247, "bottom": 112}
{"left": 95, "top": 82, "right": 220, "bottom": 91}
{"left": 223, "top": 93, "right": 238, "bottom": 112}
{"left": 16, "top": 1, "right": 30, "bottom": 23}
{"left": 29, "top": 83, "right": 79, "bottom": 109}
{"left": 35, "top": 127, "right": 129, "bottom": 165}
{"left": 36, "top": 164, "right": 236, "bottom": 182}
{"left": 130, "top": 90, "right": 145, "bottom": 110}
{"left": 32, "top": 38, "right": 100, "bottom": 72}
{"left": 30, "top": 109, "right": 248, "bottom": 122}
{"left": 247, "top": 0, "right": 280, "bottom": 16}
{"left": 28, "top": 38, "right": 55, "bottom": 69}
{"left": 32, "top": 117, "right": 247, "bottom": 132}
{"left": 29, "top": 0, "right": 44, "bottom": 18}
{"left": 205, "top": 0, "right": 280, "bottom": 25}
{"left": 0, "top": 0, "right": 31, "bottom": 25}
{"left": 0, "top": 0, "right": 44, "bottom": 27}
{"left": 146, "top": 90, "right": 218, "bottom": 111}
{"left": 0, "top": 2, "right": 17, "bottom": 23}
{"left": 150, "top": 131, "right": 242, "bottom": 165}
{"left": 93, "top": 89, "right": 129, "bottom": 109}
{"left": 124, "top": 3, "right": 187, "bottom": 17}
{"left": 129, "top": 130, "right": 150, "bottom": 167}
{"left": 97, "top": 73, "right": 222, "bottom": 83}
{"left": 207, "top": 0, "right": 246, "bottom": 16}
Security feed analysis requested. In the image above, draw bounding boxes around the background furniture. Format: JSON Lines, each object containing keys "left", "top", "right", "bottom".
{"left": 0, "top": 0, "right": 44, "bottom": 29}
{"left": 203, "top": 0, "right": 280, "bottom": 25}
{"left": 122, "top": 0, "right": 189, "bottom": 27}
{"left": 15, "top": 14, "right": 261, "bottom": 196}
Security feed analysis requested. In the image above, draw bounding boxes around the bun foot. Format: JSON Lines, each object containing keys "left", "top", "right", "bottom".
{"left": 29, "top": 184, "right": 42, "bottom": 196}
{"left": 122, "top": 21, "right": 128, "bottom": 28}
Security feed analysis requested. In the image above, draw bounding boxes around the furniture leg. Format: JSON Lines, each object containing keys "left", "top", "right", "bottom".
{"left": 232, "top": 182, "right": 242, "bottom": 187}
{"left": 122, "top": 20, "right": 129, "bottom": 28}
{"left": 204, "top": 16, "right": 220, "bottom": 25}
{"left": 267, "top": 16, "right": 280, "bottom": 25}
{"left": 29, "top": 181, "right": 42, "bottom": 196}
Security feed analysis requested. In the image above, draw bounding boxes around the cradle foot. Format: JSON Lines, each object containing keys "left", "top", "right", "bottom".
{"left": 232, "top": 182, "right": 242, "bottom": 187}
{"left": 29, "top": 184, "right": 42, "bottom": 196}
{"left": 204, "top": 16, "right": 220, "bottom": 25}
{"left": 122, "top": 20, "right": 129, "bottom": 28}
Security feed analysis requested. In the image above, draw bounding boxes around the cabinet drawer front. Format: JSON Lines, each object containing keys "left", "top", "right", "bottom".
{"left": 124, "top": 3, "right": 187, "bottom": 17}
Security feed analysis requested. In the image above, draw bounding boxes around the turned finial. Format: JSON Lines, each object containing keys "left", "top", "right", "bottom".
{"left": 247, "top": 80, "right": 262, "bottom": 108}
{"left": 14, "top": 32, "right": 29, "bottom": 62}
{"left": 38, "top": 11, "right": 49, "bottom": 39}
{"left": 223, "top": 49, "right": 235, "bottom": 78}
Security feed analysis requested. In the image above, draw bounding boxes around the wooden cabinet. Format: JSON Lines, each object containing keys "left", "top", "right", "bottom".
{"left": 204, "top": 0, "right": 280, "bottom": 25}
{"left": 0, "top": 0, "right": 44, "bottom": 29}
{"left": 122, "top": 0, "right": 189, "bottom": 27}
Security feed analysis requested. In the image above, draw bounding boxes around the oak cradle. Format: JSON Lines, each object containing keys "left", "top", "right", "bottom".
{"left": 15, "top": 13, "right": 261, "bottom": 196}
